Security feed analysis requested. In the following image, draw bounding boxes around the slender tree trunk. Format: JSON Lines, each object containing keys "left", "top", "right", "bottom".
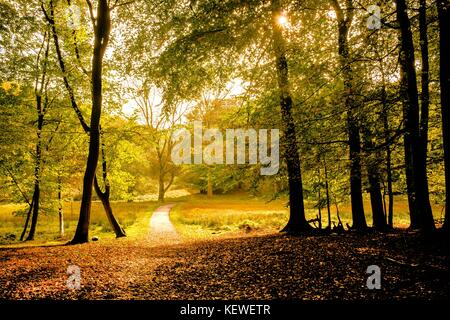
{"left": 4, "top": 164, "right": 35, "bottom": 241}
{"left": 386, "top": 156, "right": 394, "bottom": 228}
{"left": 26, "top": 188, "right": 40, "bottom": 241}
{"left": 381, "top": 84, "right": 394, "bottom": 228}
{"left": 437, "top": 0, "right": 450, "bottom": 234}
{"left": 418, "top": 0, "right": 434, "bottom": 232}
{"left": 324, "top": 157, "right": 332, "bottom": 229}
{"left": 272, "top": 0, "right": 311, "bottom": 233}
{"left": 26, "top": 106, "right": 44, "bottom": 241}
{"left": 207, "top": 168, "right": 213, "bottom": 198}
{"left": 367, "top": 166, "right": 387, "bottom": 230}
{"left": 94, "top": 177, "right": 126, "bottom": 238}
{"left": 362, "top": 126, "right": 387, "bottom": 230}
{"left": 317, "top": 168, "right": 322, "bottom": 229}
{"left": 348, "top": 117, "right": 366, "bottom": 230}
{"left": 382, "top": 183, "right": 388, "bottom": 224}
{"left": 58, "top": 177, "right": 64, "bottom": 237}
{"left": 93, "top": 129, "right": 126, "bottom": 238}
{"left": 419, "top": 0, "right": 430, "bottom": 162}
{"left": 395, "top": 31, "right": 418, "bottom": 228}
{"left": 20, "top": 197, "right": 34, "bottom": 241}
{"left": 158, "top": 167, "right": 165, "bottom": 202}
{"left": 396, "top": 0, "right": 435, "bottom": 234}
{"left": 25, "top": 31, "right": 50, "bottom": 241}
{"left": 71, "top": 0, "right": 111, "bottom": 244}
{"left": 401, "top": 69, "right": 419, "bottom": 228}
{"left": 331, "top": 0, "right": 367, "bottom": 230}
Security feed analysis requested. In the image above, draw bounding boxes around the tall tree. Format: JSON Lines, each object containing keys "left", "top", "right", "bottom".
{"left": 272, "top": 0, "right": 311, "bottom": 233}
{"left": 330, "top": 0, "right": 367, "bottom": 230}
{"left": 419, "top": 0, "right": 430, "bottom": 166}
{"left": 71, "top": 0, "right": 111, "bottom": 244}
{"left": 396, "top": 0, "right": 435, "bottom": 234}
{"left": 134, "top": 85, "right": 180, "bottom": 203}
{"left": 437, "top": 0, "right": 450, "bottom": 235}
{"left": 378, "top": 62, "right": 395, "bottom": 228}
{"left": 26, "top": 35, "right": 51, "bottom": 241}
{"left": 42, "top": 0, "right": 125, "bottom": 241}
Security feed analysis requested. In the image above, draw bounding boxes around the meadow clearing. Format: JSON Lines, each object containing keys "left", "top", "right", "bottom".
{"left": 0, "top": 192, "right": 445, "bottom": 246}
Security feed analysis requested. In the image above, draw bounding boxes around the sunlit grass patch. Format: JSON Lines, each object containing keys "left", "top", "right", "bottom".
{"left": 170, "top": 194, "right": 445, "bottom": 240}
{"left": 0, "top": 200, "right": 159, "bottom": 246}
{"left": 172, "top": 207, "right": 287, "bottom": 233}
{"left": 170, "top": 194, "right": 289, "bottom": 239}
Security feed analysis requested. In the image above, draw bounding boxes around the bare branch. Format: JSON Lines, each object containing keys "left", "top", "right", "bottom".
{"left": 42, "top": 0, "right": 91, "bottom": 133}
{"left": 86, "top": 0, "right": 97, "bottom": 27}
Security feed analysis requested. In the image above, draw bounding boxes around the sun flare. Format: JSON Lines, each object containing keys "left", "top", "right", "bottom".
{"left": 278, "top": 14, "right": 289, "bottom": 27}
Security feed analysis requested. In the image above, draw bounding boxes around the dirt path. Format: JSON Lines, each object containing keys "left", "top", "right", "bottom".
{"left": 149, "top": 204, "right": 180, "bottom": 243}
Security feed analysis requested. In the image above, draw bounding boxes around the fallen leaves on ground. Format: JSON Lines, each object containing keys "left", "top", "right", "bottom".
{"left": 0, "top": 231, "right": 448, "bottom": 300}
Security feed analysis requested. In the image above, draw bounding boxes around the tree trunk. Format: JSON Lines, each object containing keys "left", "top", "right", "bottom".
{"left": 71, "top": 0, "right": 111, "bottom": 244}
{"left": 3, "top": 164, "right": 34, "bottom": 241}
{"left": 418, "top": 0, "right": 434, "bottom": 231}
{"left": 158, "top": 168, "right": 165, "bottom": 202}
{"left": 26, "top": 187, "right": 40, "bottom": 241}
{"left": 362, "top": 125, "right": 387, "bottom": 230}
{"left": 331, "top": 0, "right": 367, "bottom": 230}
{"left": 382, "top": 183, "right": 387, "bottom": 224}
{"left": 94, "top": 129, "right": 126, "bottom": 238}
{"left": 402, "top": 72, "right": 419, "bottom": 228}
{"left": 367, "top": 166, "right": 387, "bottom": 230}
{"left": 437, "top": 0, "right": 450, "bottom": 234}
{"left": 26, "top": 107, "right": 44, "bottom": 241}
{"left": 419, "top": 0, "right": 430, "bottom": 162}
{"left": 317, "top": 168, "right": 322, "bottom": 229}
{"left": 348, "top": 119, "right": 366, "bottom": 230}
{"left": 20, "top": 197, "right": 34, "bottom": 241}
{"left": 381, "top": 85, "right": 394, "bottom": 228}
{"left": 25, "top": 31, "right": 50, "bottom": 241}
{"left": 396, "top": 0, "right": 435, "bottom": 234}
{"left": 94, "top": 177, "right": 126, "bottom": 238}
{"left": 207, "top": 168, "right": 213, "bottom": 198}
{"left": 272, "top": 0, "right": 311, "bottom": 233}
{"left": 324, "top": 157, "right": 332, "bottom": 229}
{"left": 58, "top": 177, "right": 64, "bottom": 238}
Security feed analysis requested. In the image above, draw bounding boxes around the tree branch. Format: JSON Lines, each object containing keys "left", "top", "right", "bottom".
{"left": 41, "top": 0, "right": 91, "bottom": 133}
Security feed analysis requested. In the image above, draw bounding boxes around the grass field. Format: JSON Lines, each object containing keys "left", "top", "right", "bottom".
{"left": 0, "top": 201, "right": 160, "bottom": 246}
{"left": 0, "top": 192, "right": 446, "bottom": 245}
{"left": 0, "top": 189, "right": 194, "bottom": 246}
{"left": 170, "top": 193, "right": 446, "bottom": 239}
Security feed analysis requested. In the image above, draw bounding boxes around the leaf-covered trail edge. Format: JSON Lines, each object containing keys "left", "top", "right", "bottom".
{"left": 0, "top": 231, "right": 449, "bottom": 300}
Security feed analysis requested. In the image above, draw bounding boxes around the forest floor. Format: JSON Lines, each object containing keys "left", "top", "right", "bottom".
{"left": 0, "top": 224, "right": 449, "bottom": 299}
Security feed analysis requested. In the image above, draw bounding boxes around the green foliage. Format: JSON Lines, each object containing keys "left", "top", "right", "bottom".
{"left": 0, "top": 0, "right": 448, "bottom": 242}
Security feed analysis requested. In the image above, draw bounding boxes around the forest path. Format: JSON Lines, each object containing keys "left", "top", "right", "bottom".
{"left": 148, "top": 203, "right": 180, "bottom": 243}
